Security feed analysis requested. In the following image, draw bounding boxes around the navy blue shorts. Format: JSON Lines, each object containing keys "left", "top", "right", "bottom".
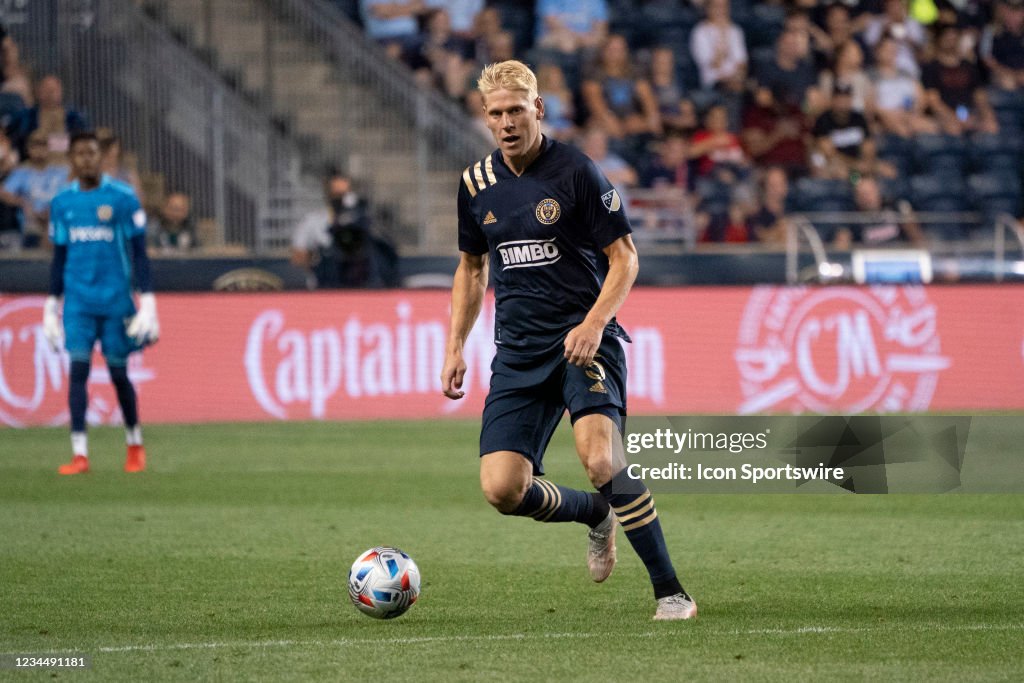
{"left": 480, "top": 335, "right": 627, "bottom": 475}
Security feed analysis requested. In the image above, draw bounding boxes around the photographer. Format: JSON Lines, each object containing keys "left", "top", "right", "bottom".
{"left": 291, "top": 170, "right": 394, "bottom": 289}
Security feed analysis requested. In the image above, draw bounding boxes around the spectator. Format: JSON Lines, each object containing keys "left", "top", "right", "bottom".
{"left": 470, "top": 6, "right": 503, "bottom": 64}
{"left": 810, "top": 4, "right": 856, "bottom": 69}
{"left": 833, "top": 175, "right": 925, "bottom": 248}
{"left": 648, "top": 47, "right": 694, "bottom": 134}
{"left": 1, "top": 34, "right": 31, "bottom": 108}
{"left": 536, "top": 62, "right": 577, "bottom": 140}
{"left": 579, "top": 126, "right": 638, "bottom": 210}
{"left": 6, "top": 75, "right": 88, "bottom": 160}
{"left": 754, "top": 23, "right": 818, "bottom": 110}
{"left": 690, "top": 0, "right": 747, "bottom": 92}
{"left": 0, "top": 129, "right": 68, "bottom": 247}
{"left": 699, "top": 203, "right": 751, "bottom": 243}
{"left": 818, "top": 40, "right": 872, "bottom": 113}
{"left": 410, "top": 8, "right": 474, "bottom": 98}
{"left": 149, "top": 192, "right": 198, "bottom": 253}
{"left": 741, "top": 86, "right": 808, "bottom": 176}
{"left": 463, "top": 89, "right": 490, "bottom": 138}
{"left": 746, "top": 166, "right": 790, "bottom": 244}
{"left": 291, "top": 170, "right": 389, "bottom": 288}
{"left": 863, "top": 0, "right": 926, "bottom": 78}
{"left": 581, "top": 34, "right": 662, "bottom": 140}
{"left": 535, "top": 0, "right": 608, "bottom": 55}
{"left": 482, "top": 30, "right": 516, "bottom": 64}
{"left": 980, "top": 0, "right": 1024, "bottom": 91}
{"left": 96, "top": 128, "right": 143, "bottom": 199}
{"left": 425, "top": 0, "right": 483, "bottom": 40}
{"left": 0, "top": 128, "right": 21, "bottom": 249}
{"left": 922, "top": 23, "right": 998, "bottom": 135}
{"left": 641, "top": 133, "right": 693, "bottom": 193}
{"left": 812, "top": 83, "right": 895, "bottom": 178}
{"left": 870, "top": 37, "right": 938, "bottom": 136}
{"left": 690, "top": 103, "right": 750, "bottom": 183}
{"left": 360, "top": 0, "right": 425, "bottom": 59}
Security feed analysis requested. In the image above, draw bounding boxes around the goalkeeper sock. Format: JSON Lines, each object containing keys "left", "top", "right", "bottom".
{"left": 508, "top": 477, "right": 606, "bottom": 526}
{"left": 108, "top": 364, "right": 139, "bottom": 429}
{"left": 69, "top": 359, "right": 90, "bottom": 433}
{"left": 598, "top": 468, "right": 682, "bottom": 597}
{"left": 70, "top": 432, "right": 88, "bottom": 458}
{"left": 125, "top": 425, "right": 143, "bottom": 446}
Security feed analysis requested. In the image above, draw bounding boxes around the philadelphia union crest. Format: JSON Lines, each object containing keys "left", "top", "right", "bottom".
{"left": 535, "top": 198, "right": 561, "bottom": 225}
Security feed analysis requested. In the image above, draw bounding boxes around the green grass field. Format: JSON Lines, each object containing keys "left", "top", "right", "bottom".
{"left": 1, "top": 420, "right": 1022, "bottom": 682}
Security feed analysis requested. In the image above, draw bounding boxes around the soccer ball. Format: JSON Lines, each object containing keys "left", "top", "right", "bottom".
{"left": 347, "top": 546, "right": 421, "bottom": 619}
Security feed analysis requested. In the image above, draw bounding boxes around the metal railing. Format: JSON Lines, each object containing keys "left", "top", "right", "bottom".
{"left": 3, "top": 0, "right": 313, "bottom": 252}
{"left": 140, "top": 0, "right": 491, "bottom": 252}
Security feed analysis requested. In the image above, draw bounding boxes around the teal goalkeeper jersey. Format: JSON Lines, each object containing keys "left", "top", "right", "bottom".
{"left": 49, "top": 175, "right": 147, "bottom": 315}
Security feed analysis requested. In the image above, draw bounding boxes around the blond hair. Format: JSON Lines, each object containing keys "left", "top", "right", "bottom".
{"left": 477, "top": 60, "right": 538, "bottom": 100}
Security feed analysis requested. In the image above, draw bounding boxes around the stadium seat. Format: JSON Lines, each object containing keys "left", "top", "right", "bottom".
{"left": 987, "top": 87, "right": 1024, "bottom": 135}
{"left": 968, "top": 133, "right": 1022, "bottom": 176}
{"left": 792, "top": 178, "right": 855, "bottom": 214}
{"left": 878, "top": 176, "right": 911, "bottom": 204}
{"left": 876, "top": 134, "right": 915, "bottom": 178}
{"left": 969, "top": 172, "right": 1023, "bottom": 226}
{"left": 913, "top": 134, "right": 968, "bottom": 179}
{"left": 695, "top": 178, "right": 732, "bottom": 216}
{"left": 910, "top": 174, "right": 972, "bottom": 241}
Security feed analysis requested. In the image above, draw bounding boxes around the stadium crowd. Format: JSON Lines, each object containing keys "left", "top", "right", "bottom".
{"left": 349, "top": 0, "right": 1024, "bottom": 246}
{"left": 0, "top": 25, "right": 198, "bottom": 255}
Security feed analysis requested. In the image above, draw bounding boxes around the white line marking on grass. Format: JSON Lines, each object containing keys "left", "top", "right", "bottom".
{"left": 92, "top": 623, "right": 1024, "bottom": 654}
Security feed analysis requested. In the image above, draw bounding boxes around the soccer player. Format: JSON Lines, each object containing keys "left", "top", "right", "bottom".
{"left": 441, "top": 60, "right": 696, "bottom": 620}
{"left": 42, "top": 131, "right": 159, "bottom": 475}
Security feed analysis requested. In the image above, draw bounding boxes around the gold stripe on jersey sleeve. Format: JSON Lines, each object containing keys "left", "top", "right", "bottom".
{"left": 462, "top": 167, "right": 478, "bottom": 197}
{"left": 484, "top": 156, "right": 497, "bottom": 185}
{"left": 473, "top": 161, "right": 486, "bottom": 190}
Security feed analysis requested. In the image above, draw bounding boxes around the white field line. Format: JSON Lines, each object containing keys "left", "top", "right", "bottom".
{"left": 89, "top": 622, "right": 1024, "bottom": 654}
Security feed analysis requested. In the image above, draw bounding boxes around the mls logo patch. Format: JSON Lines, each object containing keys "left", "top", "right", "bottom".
{"left": 535, "top": 198, "right": 561, "bottom": 225}
{"left": 97, "top": 205, "right": 113, "bottom": 222}
{"left": 601, "top": 190, "right": 621, "bottom": 213}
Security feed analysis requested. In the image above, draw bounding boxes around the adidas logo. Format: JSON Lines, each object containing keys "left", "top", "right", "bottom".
{"left": 483, "top": 211, "right": 497, "bottom": 224}
{"left": 589, "top": 381, "right": 608, "bottom": 394}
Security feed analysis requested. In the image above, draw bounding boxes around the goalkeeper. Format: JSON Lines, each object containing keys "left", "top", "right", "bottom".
{"left": 43, "top": 131, "right": 159, "bottom": 475}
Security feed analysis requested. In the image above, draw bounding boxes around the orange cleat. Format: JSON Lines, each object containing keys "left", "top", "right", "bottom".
{"left": 124, "top": 445, "right": 146, "bottom": 473}
{"left": 58, "top": 455, "right": 90, "bottom": 475}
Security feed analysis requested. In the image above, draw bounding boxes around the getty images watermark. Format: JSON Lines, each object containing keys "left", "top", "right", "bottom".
{"left": 616, "top": 416, "right": 1022, "bottom": 494}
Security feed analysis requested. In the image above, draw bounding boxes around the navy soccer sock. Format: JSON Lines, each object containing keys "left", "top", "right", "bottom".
{"left": 69, "top": 359, "right": 90, "bottom": 433}
{"left": 108, "top": 364, "right": 138, "bottom": 427}
{"left": 599, "top": 469, "right": 686, "bottom": 599}
{"left": 509, "top": 477, "right": 609, "bottom": 527}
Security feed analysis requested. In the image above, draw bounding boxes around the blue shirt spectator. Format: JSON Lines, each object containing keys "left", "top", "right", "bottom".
{"left": 425, "top": 0, "right": 482, "bottom": 35}
{"left": 0, "top": 130, "right": 68, "bottom": 241}
{"left": 360, "top": 0, "right": 424, "bottom": 41}
{"left": 6, "top": 75, "right": 88, "bottom": 159}
{"left": 535, "top": 0, "right": 608, "bottom": 53}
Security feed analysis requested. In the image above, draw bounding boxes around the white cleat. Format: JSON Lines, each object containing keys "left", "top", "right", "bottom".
{"left": 587, "top": 509, "right": 617, "bottom": 582}
{"left": 654, "top": 592, "right": 698, "bottom": 621}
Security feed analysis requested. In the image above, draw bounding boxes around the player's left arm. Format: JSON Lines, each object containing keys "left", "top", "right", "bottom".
{"left": 564, "top": 235, "right": 638, "bottom": 367}
{"left": 123, "top": 196, "right": 160, "bottom": 344}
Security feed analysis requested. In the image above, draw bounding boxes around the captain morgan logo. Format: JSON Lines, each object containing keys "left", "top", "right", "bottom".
{"left": 734, "top": 286, "right": 950, "bottom": 413}
{"left": 535, "top": 198, "right": 560, "bottom": 225}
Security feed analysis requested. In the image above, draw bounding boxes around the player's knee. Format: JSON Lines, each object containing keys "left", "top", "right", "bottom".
{"left": 580, "top": 452, "right": 613, "bottom": 488}
{"left": 69, "top": 359, "right": 91, "bottom": 384}
{"left": 481, "top": 479, "right": 527, "bottom": 515}
{"left": 108, "top": 364, "right": 131, "bottom": 387}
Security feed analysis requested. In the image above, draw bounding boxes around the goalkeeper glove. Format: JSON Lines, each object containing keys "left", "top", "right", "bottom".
{"left": 127, "top": 292, "right": 160, "bottom": 345}
{"left": 42, "top": 296, "right": 63, "bottom": 352}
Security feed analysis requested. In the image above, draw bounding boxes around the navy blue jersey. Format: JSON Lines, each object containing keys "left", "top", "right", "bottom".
{"left": 458, "top": 137, "right": 633, "bottom": 357}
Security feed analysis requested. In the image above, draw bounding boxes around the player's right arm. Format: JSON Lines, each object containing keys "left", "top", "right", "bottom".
{"left": 43, "top": 196, "right": 69, "bottom": 351}
{"left": 442, "top": 179, "right": 490, "bottom": 400}
{"left": 442, "top": 251, "right": 488, "bottom": 399}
